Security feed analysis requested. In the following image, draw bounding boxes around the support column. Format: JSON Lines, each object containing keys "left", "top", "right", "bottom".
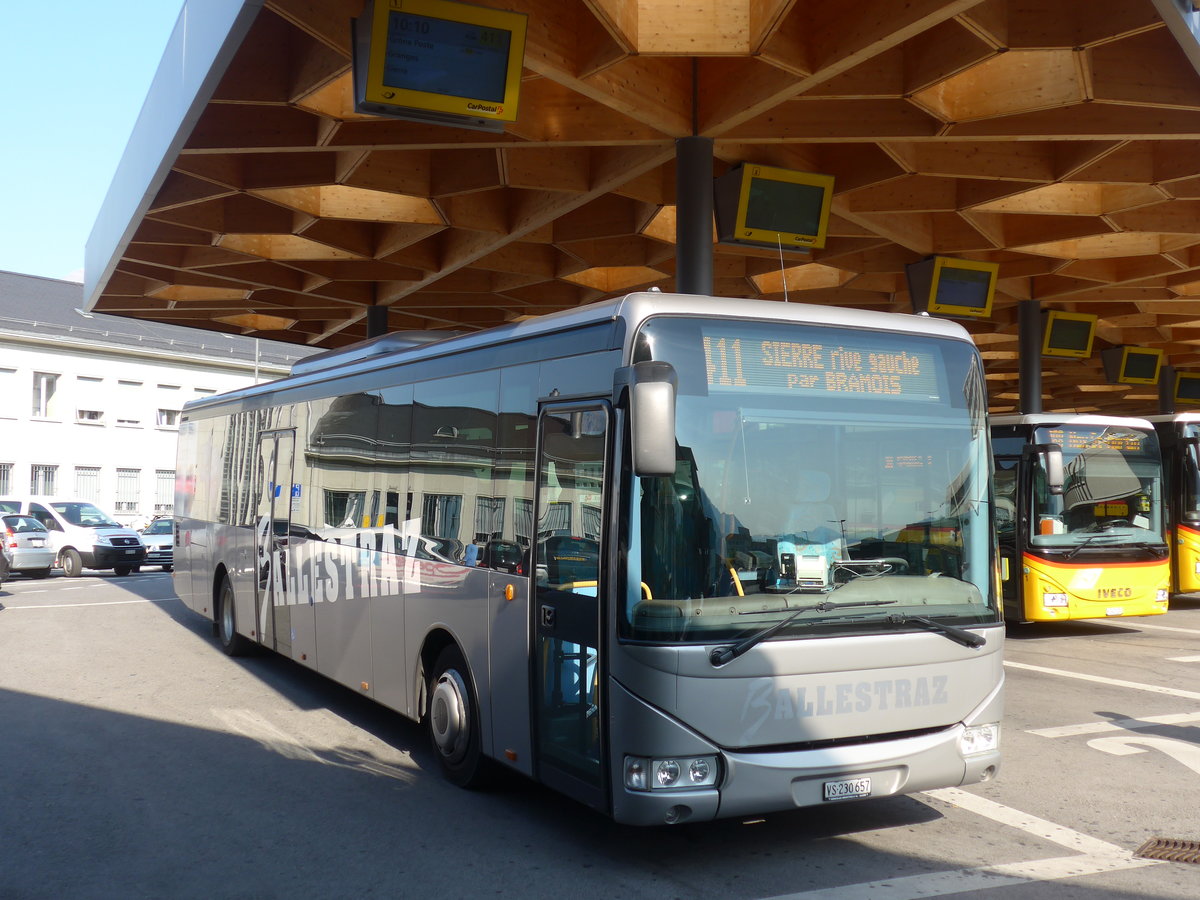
{"left": 1018, "top": 300, "right": 1042, "bottom": 414}
{"left": 674, "top": 136, "right": 714, "bottom": 296}
{"left": 366, "top": 305, "right": 388, "bottom": 338}
{"left": 1160, "top": 365, "right": 1177, "bottom": 415}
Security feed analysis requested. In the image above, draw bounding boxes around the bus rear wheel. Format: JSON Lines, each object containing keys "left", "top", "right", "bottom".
{"left": 428, "top": 645, "right": 489, "bottom": 788}
{"left": 217, "top": 576, "right": 253, "bottom": 657}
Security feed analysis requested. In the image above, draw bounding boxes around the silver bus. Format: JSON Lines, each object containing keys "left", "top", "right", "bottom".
{"left": 174, "top": 292, "right": 1003, "bottom": 825}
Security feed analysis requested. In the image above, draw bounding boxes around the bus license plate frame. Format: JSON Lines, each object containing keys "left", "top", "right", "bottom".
{"left": 823, "top": 776, "right": 872, "bottom": 801}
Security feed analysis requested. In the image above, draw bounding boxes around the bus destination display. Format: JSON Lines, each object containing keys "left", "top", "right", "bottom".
{"left": 1046, "top": 428, "right": 1147, "bottom": 454}
{"left": 702, "top": 329, "right": 941, "bottom": 400}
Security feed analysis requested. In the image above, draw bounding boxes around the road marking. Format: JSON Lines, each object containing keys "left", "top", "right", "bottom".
{"left": 762, "top": 788, "right": 1157, "bottom": 900}
{"left": 1124, "top": 621, "right": 1200, "bottom": 636}
{"left": 1030, "top": 710, "right": 1200, "bottom": 738}
{"left": 1168, "top": 654, "right": 1200, "bottom": 662}
{"left": 1005, "top": 660, "right": 1200, "bottom": 701}
{"left": 0, "top": 598, "right": 172, "bottom": 609}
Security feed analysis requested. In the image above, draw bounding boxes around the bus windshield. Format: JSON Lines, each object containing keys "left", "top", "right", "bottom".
{"left": 623, "top": 316, "right": 996, "bottom": 645}
{"left": 1029, "top": 424, "right": 1165, "bottom": 549}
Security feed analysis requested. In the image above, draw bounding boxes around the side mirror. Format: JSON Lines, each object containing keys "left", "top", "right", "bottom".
{"left": 1038, "top": 443, "right": 1064, "bottom": 495}
{"left": 616, "top": 361, "right": 677, "bottom": 477}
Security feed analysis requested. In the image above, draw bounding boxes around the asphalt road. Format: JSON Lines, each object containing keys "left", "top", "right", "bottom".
{"left": 2, "top": 571, "right": 1199, "bottom": 899}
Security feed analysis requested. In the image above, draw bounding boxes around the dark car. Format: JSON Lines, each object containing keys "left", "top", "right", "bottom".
{"left": 138, "top": 516, "right": 175, "bottom": 571}
{"left": 481, "top": 539, "right": 522, "bottom": 573}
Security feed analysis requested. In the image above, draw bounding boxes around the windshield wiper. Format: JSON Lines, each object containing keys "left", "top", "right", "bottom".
{"left": 1064, "top": 533, "right": 1119, "bottom": 560}
{"left": 709, "top": 599, "right": 898, "bottom": 667}
{"left": 883, "top": 613, "right": 985, "bottom": 649}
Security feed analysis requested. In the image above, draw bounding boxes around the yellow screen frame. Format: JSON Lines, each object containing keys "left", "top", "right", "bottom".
{"left": 1041, "top": 310, "right": 1097, "bottom": 359}
{"left": 1175, "top": 372, "right": 1200, "bottom": 405}
{"left": 1115, "top": 346, "right": 1164, "bottom": 385}
{"left": 361, "top": 0, "right": 527, "bottom": 123}
{"left": 925, "top": 257, "right": 998, "bottom": 318}
{"left": 734, "top": 165, "right": 835, "bottom": 250}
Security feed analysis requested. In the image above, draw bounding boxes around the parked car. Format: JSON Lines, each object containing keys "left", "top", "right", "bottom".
{"left": 137, "top": 516, "right": 175, "bottom": 572}
{"left": 0, "top": 536, "right": 9, "bottom": 587}
{"left": 0, "top": 497, "right": 146, "bottom": 577}
{"left": 1, "top": 514, "right": 55, "bottom": 579}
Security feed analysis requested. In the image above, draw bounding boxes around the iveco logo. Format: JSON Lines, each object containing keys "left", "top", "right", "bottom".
{"left": 1098, "top": 587, "right": 1133, "bottom": 599}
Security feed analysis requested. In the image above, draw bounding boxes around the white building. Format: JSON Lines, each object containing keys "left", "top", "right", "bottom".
{"left": 0, "top": 270, "right": 316, "bottom": 525}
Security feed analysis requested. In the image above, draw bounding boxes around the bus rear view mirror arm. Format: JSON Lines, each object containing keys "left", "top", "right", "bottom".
{"left": 615, "top": 361, "right": 678, "bottom": 477}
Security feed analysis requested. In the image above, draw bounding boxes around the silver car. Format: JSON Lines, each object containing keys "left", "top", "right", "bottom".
{"left": 138, "top": 517, "right": 174, "bottom": 572}
{"left": 2, "top": 514, "right": 55, "bottom": 579}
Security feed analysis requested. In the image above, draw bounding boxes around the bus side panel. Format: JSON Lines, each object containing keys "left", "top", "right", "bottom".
{"left": 1021, "top": 554, "right": 1169, "bottom": 620}
{"left": 1174, "top": 523, "right": 1200, "bottom": 595}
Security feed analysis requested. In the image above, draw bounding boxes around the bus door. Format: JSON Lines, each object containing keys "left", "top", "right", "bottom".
{"left": 255, "top": 429, "right": 295, "bottom": 654}
{"left": 533, "top": 403, "right": 610, "bottom": 811}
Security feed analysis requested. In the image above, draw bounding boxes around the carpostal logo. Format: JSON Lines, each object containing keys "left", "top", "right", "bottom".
{"left": 467, "top": 102, "right": 503, "bottom": 115}
{"left": 738, "top": 675, "right": 950, "bottom": 744}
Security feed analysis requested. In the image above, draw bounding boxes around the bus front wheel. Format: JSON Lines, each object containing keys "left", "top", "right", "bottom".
{"left": 428, "top": 645, "right": 489, "bottom": 788}
{"left": 217, "top": 577, "right": 253, "bottom": 657}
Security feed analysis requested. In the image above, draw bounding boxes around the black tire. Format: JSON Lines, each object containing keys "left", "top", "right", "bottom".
{"left": 60, "top": 549, "right": 83, "bottom": 578}
{"left": 114, "top": 566, "right": 132, "bottom": 576}
{"left": 427, "top": 644, "right": 490, "bottom": 788}
{"left": 27, "top": 568, "right": 51, "bottom": 579}
{"left": 130, "top": 566, "right": 141, "bottom": 573}
{"left": 217, "top": 576, "right": 253, "bottom": 657}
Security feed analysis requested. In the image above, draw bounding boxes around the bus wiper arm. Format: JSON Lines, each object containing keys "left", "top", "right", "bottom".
{"left": 884, "top": 614, "right": 985, "bottom": 649}
{"left": 709, "top": 599, "right": 898, "bottom": 667}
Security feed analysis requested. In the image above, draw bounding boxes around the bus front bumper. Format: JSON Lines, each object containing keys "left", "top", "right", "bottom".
{"left": 608, "top": 681, "right": 1000, "bottom": 826}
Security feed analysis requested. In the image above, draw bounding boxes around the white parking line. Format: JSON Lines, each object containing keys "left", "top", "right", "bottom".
{"left": 762, "top": 788, "right": 1157, "bottom": 900}
{"left": 1167, "top": 654, "right": 1200, "bottom": 662}
{"left": 1004, "top": 660, "right": 1200, "bottom": 701}
{"left": 1124, "top": 621, "right": 1200, "bottom": 636}
{"left": 0, "top": 598, "right": 171, "bottom": 609}
{"left": 1030, "top": 710, "right": 1200, "bottom": 738}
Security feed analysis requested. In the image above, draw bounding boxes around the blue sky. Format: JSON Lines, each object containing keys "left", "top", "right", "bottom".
{"left": 0, "top": 2, "right": 186, "bottom": 283}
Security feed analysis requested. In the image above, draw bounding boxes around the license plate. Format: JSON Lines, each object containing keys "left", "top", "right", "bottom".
{"left": 126, "top": 548, "right": 137, "bottom": 555}
{"left": 1105, "top": 607, "right": 1124, "bottom": 616}
{"left": 30, "top": 539, "right": 44, "bottom": 547}
{"left": 824, "top": 777, "right": 872, "bottom": 801}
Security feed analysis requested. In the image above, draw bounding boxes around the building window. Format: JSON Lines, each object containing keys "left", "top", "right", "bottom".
{"left": 155, "top": 470, "right": 175, "bottom": 514}
{"left": 31, "top": 465, "right": 57, "bottom": 495}
{"left": 0, "top": 462, "right": 11, "bottom": 495}
{"left": 116, "top": 468, "right": 141, "bottom": 513}
{"left": 32, "top": 372, "right": 58, "bottom": 417}
{"left": 118, "top": 381, "right": 143, "bottom": 426}
{"left": 422, "top": 494, "right": 462, "bottom": 540}
{"left": 75, "top": 466, "right": 101, "bottom": 500}
{"left": 0, "top": 368, "right": 17, "bottom": 418}
{"left": 75, "top": 376, "right": 105, "bottom": 424}
{"left": 157, "top": 408, "right": 181, "bottom": 427}
{"left": 77, "top": 409, "right": 105, "bottom": 424}
{"left": 475, "top": 496, "right": 505, "bottom": 542}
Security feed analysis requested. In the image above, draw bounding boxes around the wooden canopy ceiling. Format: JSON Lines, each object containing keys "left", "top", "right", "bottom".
{"left": 90, "top": 0, "right": 1200, "bottom": 414}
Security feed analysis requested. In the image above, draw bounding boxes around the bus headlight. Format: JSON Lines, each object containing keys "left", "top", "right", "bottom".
{"left": 1042, "top": 592, "right": 1068, "bottom": 607}
{"left": 624, "top": 755, "right": 719, "bottom": 791}
{"left": 960, "top": 723, "right": 1000, "bottom": 756}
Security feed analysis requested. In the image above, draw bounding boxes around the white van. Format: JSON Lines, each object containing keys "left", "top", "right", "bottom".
{"left": 0, "top": 497, "right": 146, "bottom": 577}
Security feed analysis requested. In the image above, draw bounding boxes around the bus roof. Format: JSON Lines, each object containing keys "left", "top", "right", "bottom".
{"left": 184, "top": 292, "right": 975, "bottom": 413}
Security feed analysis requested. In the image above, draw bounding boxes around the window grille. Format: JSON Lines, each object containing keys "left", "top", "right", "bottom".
{"left": 31, "top": 464, "right": 57, "bottom": 495}
{"left": 155, "top": 470, "right": 175, "bottom": 513}
{"left": 75, "top": 467, "right": 100, "bottom": 500}
{"left": 116, "top": 468, "right": 141, "bottom": 513}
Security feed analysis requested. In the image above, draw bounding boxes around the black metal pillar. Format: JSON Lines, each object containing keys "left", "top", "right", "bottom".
{"left": 1018, "top": 300, "right": 1042, "bottom": 414}
{"left": 366, "top": 305, "right": 388, "bottom": 338}
{"left": 1160, "top": 365, "right": 1176, "bottom": 415}
{"left": 675, "top": 136, "right": 714, "bottom": 296}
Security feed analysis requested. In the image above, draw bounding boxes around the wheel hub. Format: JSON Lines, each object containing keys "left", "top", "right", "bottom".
{"left": 430, "top": 668, "right": 469, "bottom": 762}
